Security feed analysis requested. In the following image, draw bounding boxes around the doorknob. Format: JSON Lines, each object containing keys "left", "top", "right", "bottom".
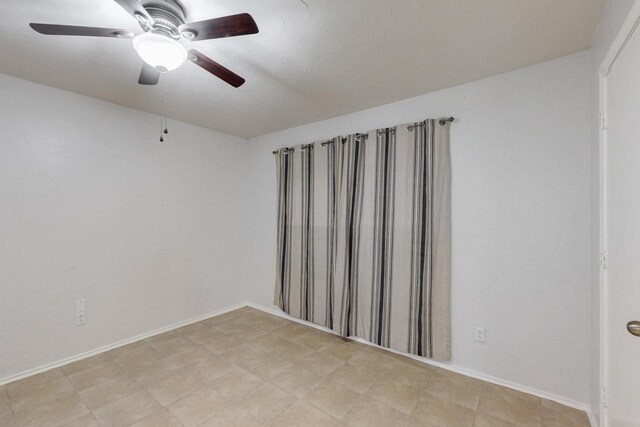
{"left": 628, "top": 321, "right": 640, "bottom": 337}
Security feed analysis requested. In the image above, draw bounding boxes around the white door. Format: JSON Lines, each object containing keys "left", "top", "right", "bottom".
{"left": 604, "top": 14, "right": 640, "bottom": 427}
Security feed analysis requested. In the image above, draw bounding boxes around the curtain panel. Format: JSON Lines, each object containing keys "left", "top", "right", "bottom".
{"left": 274, "top": 119, "right": 451, "bottom": 361}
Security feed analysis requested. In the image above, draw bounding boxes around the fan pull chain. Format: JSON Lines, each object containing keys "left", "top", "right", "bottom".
{"left": 159, "top": 94, "right": 169, "bottom": 142}
{"left": 159, "top": 98, "right": 164, "bottom": 142}
{"left": 163, "top": 92, "right": 168, "bottom": 136}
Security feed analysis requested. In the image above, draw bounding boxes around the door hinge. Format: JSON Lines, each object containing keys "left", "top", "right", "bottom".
{"left": 601, "top": 387, "right": 607, "bottom": 407}
{"left": 600, "top": 249, "right": 608, "bottom": 269}
{"left": 600, "top": 111, "right": 608, "bottom": 129}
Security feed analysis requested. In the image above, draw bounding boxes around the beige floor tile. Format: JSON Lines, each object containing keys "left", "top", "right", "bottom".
{"left": 148, "top": 335, "right": 202, "bottom": 356}
{"left": 252, "top": 315, "right": 292, "bottom": 332}
{"left": 317, "top": 339, "right": 364, "bottom": 360}
{"left": 381, "top": 360, "right": 434, "bottom": 389}
{"left": 92, "top": 390, "right": 161, "bottom": 427}
{"left": 163, "top": 346, "right": 212, "bottom": 368}
{"left": 0, "top": 398, "right": 13, "bottom": 418}
{"left": 541, "top": 399, "right": 590, "bottom": 427}
{"left": 248, "top": 335, "right": 296, "bottom": 353}
{"left": 473, "top": 412, "right": 517, "bottom": 426}
{"left": 217, "top": 342, "right": 265, "bottom": 364}
{"left": 66, "top": 362, "right": 127, "bottom": 392}
{"left": 78, "top": 376, "right": 142, "bottom": 411}
{"left": 112, "top": 346, "right": 163, "bottom": 372}
{"left": 305, "top": 379, "right": 362, "bottom": 419}
{"left": 146, "top": 368, "right": 204, "bottom": 406}
{"left": 366, "top": 378, "right": 421, "bottom": 414}
{"left": 166, "top": 385, "right": 224, "bottom": 427}
{"left": 422, "top": 375, "right": 482, "bottom": 410}
{"left": 181, "top": 326, "right": 227, "bottom": 345}
{"left": 291, "top": 329, "right": 337, "bottom": 350}
{"left": 403, "top": 356, "right": 440, "bottom": 374}
{"left": 106, "top": 340, "right": 151, "bottom": 359}
{"left": 239, "top": 307, "right": 274, "bottom": 325}
{"left": 218, "top": 322, "right": 267, "bottom": 340}
{"left": 269, "top": 323, "right": 310, "bottom": 340}
{"left": 0, "top": 391, "right": 13, "bottom": 419}
{"left": 237, "top": 351, "right": 295, "bottom": 379}
{"left": 209, "top": 319, "right": 250, "bottom": 335}
{"left": 126, "top": 357, "right": 184, "bottom": 386}
{"left": 294, "top": 351, "right": 344, "bottom": 377}
{"left": 233, "top": 307, "right": 264, "bottom": 319}
{"left": 6, "top": 369, "right": 65, "bottom": 398}
{"left": 183, "top": 355, "right": 234, "bottom": 384}
{"left": 200, "top": 311, "right": 238, "bottom": 327}
{"left": 268, "top": 364, "right": 326, "bottom": 398}
{"left": 61, "top": 353, "right": 112, "bottom": 376}
{"left": 9, "top": 377, "right": 76, "bottom": 414}
{"left": 265, "top": 338, "right": 316, "bottom": 361}
{"left": 383, "top": 350, "right": 439, "bottom": 373}
{"left": 209, "top": 367, "right": 263, "bottom": 400}
{"left": 196, "top": 398, "right": 248, "bottom": 426}
{"left": 235, "top": 383, "right": 296, "bottom": 424}
{"left": 143, "top": 330, "right": 180, "bottom": 347}
{"left": 342, "top": 396, "right": 409, "bottom": 427}
{"left": 483, "top": 382, "right": 540, "bottom": 404}
{"left": 477, "top": 392, "right": 542, "bottom": 426}
{"left": 201, "top": 333, "right": 246, "bottom": 355}
{"left": 270, "top": 399, "right": 339, "bottom": 426}
{"left": 434, "top": 368, "right": 486, "bottom": 391}
{"left": 172, "top": 322, "right": 207, "bottom": 337}
{"left": 327, "top": 363, "right": 379, "bottom": 394}
{"left": 63, "top": 413, "right": 100, "bottom": 427}
{"left": 12, "top": 395, "right": 89, "bottom": 427}
{"left": 348, "top": 350, "right": 400, "bottom": 372}
{"left": 0, "top": 414, "right": 15, "bottom": 426}
{"left": 408, "top": 395, "right": 476, "bottom": 427}
{"left": 130, "top": 408, "right": 183, "bottom": 427}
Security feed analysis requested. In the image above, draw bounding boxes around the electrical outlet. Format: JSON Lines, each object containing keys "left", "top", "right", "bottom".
{"left": 475, "top": 327, "right": 486, "bottom": 343}
{"left": 76, "top": 311, "right": 86, "bottom": 326}
{"left": 76, "top": 298, "right": 86, "bottom": 313}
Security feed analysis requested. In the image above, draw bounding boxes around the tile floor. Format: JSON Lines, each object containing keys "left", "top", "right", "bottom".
{"left": 0, "top": 307, "right": 590, "bottom": 426}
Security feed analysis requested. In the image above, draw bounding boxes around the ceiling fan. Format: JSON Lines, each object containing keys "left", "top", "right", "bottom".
{"left": 29, "top": 0, "right": 258, "bottom": 87}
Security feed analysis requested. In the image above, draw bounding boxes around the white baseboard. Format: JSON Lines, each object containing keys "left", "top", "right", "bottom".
{"left": 0, "top": 302, "right": 247, "bottom": 387}
{"left": 244, "top": 301, "right": 591, "bottom": 414}
{"left": 587, "top": 410, "right": 598, "bottom": 427}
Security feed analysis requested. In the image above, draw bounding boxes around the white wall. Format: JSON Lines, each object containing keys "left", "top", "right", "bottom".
{"left": 245, "top": 52, "right": 592, "bottom": 405}
{"left": 0, "top": 44, "right": 598, "bottom": 409}
{"left": 589, "top": 0, "right": 637, "bottom": 423}
{"left": 0, "top": 73, "right": 250, "bottom": 382}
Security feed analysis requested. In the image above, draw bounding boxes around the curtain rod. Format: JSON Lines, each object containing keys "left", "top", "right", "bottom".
{"left": 272, "top": 134, "right": 367, "bottom": 154}
{"left": 272, "top": 118, "right": 454, "bottom": 154}
{"left": 407, "top": 117, "right": 455, "bottom": 131}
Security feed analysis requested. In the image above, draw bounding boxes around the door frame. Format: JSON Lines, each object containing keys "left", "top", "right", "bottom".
{"left": 598, "top": 2, "right": 640, "bottom": 425}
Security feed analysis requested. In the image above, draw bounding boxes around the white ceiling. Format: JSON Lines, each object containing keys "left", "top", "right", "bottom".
{"left": 0, "top": 0, "right": 604, "bottom": 138}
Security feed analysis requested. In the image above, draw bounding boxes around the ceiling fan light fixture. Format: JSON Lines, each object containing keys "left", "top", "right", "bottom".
{"left": 133, "top": 32, "right": 186, "bottom": 72}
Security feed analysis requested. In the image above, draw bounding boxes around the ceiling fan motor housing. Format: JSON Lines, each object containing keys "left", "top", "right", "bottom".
{"left": 139, "top": 0, "right": 187, "bottom": 38}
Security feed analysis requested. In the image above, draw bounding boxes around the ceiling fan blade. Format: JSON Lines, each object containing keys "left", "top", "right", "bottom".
{"left": 187, "top": 50, "right": 245, "bottom": 88}
{"left": 138, "top": 63, "right": 160, "bottom": 85}
{"left": 29, "top": 23, "right": 133, "bottom": 38}
{"left": 112, "top": 0, "right": 154, "bottom": 25}
{"left": 179, "top": 13, "right": 258, "bottom": 41}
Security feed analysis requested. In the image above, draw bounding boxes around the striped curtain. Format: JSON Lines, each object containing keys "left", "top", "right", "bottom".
{"left": 274, "top": 138, "right": 341, "bottom": 328}
{"left": 274, "top": 119, "right": 451, "bottom": 361}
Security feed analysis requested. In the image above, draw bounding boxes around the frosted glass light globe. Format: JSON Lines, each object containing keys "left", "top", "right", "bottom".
{"left": 133, "top": 32, "right": 187, "bottom": 72}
